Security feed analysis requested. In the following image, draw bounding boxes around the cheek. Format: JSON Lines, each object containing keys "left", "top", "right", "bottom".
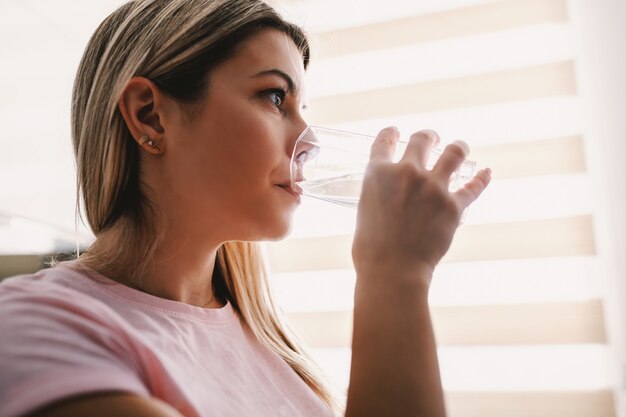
{"left": 183, "top": 117, "right": 278, "bottom": 207}
{"left": 170, "top": 95, "right": 291, "bottom": 225}
{"left": 209, "top": 114, "right": 279, "bottom": 179}
{"left": 201, "top": 90, "right": 284, "bottom": 161}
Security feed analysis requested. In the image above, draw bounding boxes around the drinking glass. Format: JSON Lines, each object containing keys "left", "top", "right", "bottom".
{"left": 290, "top": 126, "right": 477, "bottom": 209}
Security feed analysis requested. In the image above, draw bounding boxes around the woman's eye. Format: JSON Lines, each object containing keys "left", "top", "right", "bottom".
{"left": 267, "top": 89, "right": 286, "bottom": 108}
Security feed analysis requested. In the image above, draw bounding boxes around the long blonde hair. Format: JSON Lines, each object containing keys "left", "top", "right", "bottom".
{"left": 71, "top": 0, "right": 341, "bottom": 414}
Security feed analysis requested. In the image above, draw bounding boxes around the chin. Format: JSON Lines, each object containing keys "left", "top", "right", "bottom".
{"left": 262, "top": 217, "right": 294, "bottom": 241}
{"left": 235, "top": 211, "right": 294, "bottom": 242}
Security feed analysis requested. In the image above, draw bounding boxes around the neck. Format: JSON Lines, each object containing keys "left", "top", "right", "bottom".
{"left": 84, "top": 220, "right": 226, "bottom": 309}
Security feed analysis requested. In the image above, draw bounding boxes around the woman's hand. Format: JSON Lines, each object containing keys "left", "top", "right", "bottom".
{"left": 352, "top": 127, "right": 491, "bottom": 288}
{"left": 345, "top": 127, "right": 491, "bottom": 417}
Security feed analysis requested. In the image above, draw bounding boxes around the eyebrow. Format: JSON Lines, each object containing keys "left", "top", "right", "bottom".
{"left": 251, "top": 69, "right": 298, "bottom": 95}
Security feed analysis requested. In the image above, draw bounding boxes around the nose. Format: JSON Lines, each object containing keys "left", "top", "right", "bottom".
{"left": 287, "top": 114, "right": 309, "bottom": 152}
{"left": 290, "top": 126, "right": 320, "bottom": 185}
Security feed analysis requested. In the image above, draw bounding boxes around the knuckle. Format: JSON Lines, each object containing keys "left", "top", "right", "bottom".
{"left": 365, "top": 162, "right": 383, "bottom": 177}
{"left": 371, "top": 136, "right": 395, "bottom": 154}
{"left": 426, "top": 181, "right": 447, "bottom": 200}
{"left": 366, "top": 161, "right": 394, "bottom": 180}
{"left": 424, "top": 182, "right": 456, "bottom": 209}
{"left": 371, "top": 138, "right": 391, "bottom": 150}
{"left": 396, "top": 161, "right": 419, "bottom": 178}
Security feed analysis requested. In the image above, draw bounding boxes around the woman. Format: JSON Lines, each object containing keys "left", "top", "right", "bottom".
{"left": 0, "top": 0, "right": 491, "bottom": 416}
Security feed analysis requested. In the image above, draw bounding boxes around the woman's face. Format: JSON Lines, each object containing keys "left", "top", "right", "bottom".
{"left": 158, "top": 28, "right": 308, "bottom": 242}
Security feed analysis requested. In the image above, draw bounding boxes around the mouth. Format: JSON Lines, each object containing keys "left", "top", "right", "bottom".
{"left": 276, "top": 183, "right": 302, "bottom": 199}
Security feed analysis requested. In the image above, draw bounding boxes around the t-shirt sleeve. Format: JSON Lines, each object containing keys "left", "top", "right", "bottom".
{"left": 0, "top": 279, "right": 151, "bottom": 417}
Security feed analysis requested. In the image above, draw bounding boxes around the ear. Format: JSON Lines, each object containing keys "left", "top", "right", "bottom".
{"left": 118, "top": 77, "right": 167, "bottom": 155}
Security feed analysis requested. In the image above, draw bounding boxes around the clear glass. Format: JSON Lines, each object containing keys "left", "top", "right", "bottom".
{"left": 290, "top": 126, "right": 477, "bottom": 209}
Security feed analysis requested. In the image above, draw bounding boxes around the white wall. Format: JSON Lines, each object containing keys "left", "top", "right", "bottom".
{"left": 570, "top": 0, "right": 626, "bottom": 415}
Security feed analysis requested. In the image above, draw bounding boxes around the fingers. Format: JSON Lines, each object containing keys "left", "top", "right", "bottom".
{"left": 368, "top": 126, "right": 400, "bottom": 164}
{"left": 399, "top": 129, "right": 441, "bottom": 167}
{"left": 453, "top": 168, "right": 492, "bottom": 208}
{"left": 431, "top": 140, "right": 470, "bottom": 183}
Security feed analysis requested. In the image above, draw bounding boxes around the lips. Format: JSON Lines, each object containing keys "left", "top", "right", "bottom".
{"left": 276, "top": 182, "right": 302, "bottom": 197}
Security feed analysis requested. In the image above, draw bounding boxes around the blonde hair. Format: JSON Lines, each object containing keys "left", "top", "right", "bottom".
{"left": 71, "top": 0, "right": 341, "bottom": 414}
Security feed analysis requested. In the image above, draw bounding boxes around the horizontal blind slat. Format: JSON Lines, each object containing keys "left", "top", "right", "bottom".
{"left": 309, "top": 24, "right": 575, "bottom": 98}
{"left": 314, "top": 0, "right": 568, "bottom": 58}
{"left": 287, "top": 300, "right": 606, "bottom": 347}
{"left": 445, "top": 390, "right": 615, "bottom": 417}
{"left": 307, "top": 61, "right": 576, "bottom": 124}
{"left": 271, "top": 257, "right": 601, "bottom": 310}
{"left": 470, "top": 135, "right": 585, "bottom": 179}
{"left": 446, "top": 214, "right": 595, "bottom": 262}
{"left": 327, "top": 96, "right": 582, "bottom": 147}
{"left": 312, "top": 345, "right": 611, "bottom": 391}
{"left": 267, "top": 215, "right": 595, "bottom": 272}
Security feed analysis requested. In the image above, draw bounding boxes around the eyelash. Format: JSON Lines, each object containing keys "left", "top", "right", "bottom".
{"left": 264, "top": 88, "right": 288, "bottom": 111}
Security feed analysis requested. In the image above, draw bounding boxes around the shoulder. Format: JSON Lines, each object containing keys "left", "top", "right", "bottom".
{"left": 0, "top": 264, "right": 147, "bottom": 366}
{"left": 0, "top": 265, "right": 123, "bottom": 328}
{"left": 1, "top": 262, "right": 97, "bottom": 298}
{"left": 0, "top": 263, "right": 145, "bottom": 360}
{"left": 0, "top": 266, "right": 153, "bottom": 417}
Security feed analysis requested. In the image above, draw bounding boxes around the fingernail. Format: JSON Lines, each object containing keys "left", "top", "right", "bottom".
{"left": 410, "top": 129, "right": 441, "bottom": 147}
{"left": 380, "top": 126, "right": 400, "bottom": 141}
{"left": 453, "top": 140, "right": 470, "bottom": 156}
{"left": 484, "top": 167, "right": 492, "bottom": 175}
{"left": 422, "top": 129, "right": 441, "bottom": 146}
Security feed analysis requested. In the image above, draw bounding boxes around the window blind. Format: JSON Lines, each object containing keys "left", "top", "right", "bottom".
{"left": 265, "top": 0, "right": 616, "bottom": 415}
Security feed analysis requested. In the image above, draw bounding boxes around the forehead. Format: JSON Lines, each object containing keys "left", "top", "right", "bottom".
{"left": 216, "top": 28, "right": 305, "bottom": 87}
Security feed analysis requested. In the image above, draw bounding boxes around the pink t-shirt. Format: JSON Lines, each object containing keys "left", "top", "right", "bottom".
{"left": 0, "top": 262, "right": 334, "bottom": 417}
